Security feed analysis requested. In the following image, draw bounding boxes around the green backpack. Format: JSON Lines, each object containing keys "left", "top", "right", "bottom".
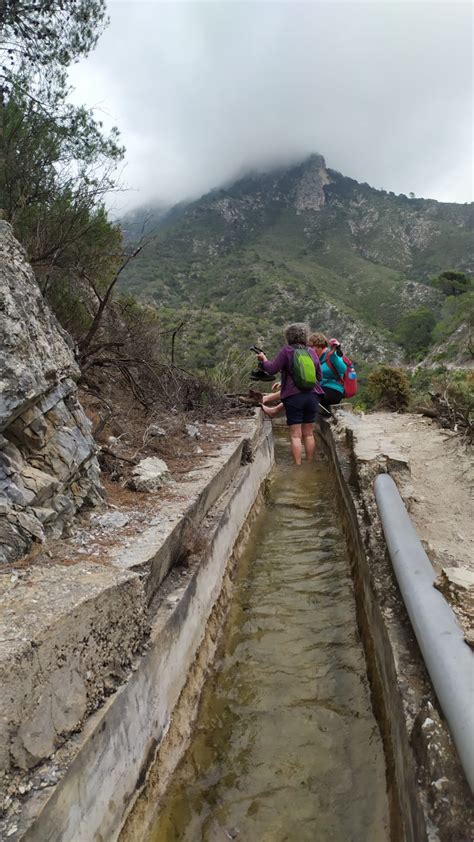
{"left": 292, "top": 346, "right": 317, "bottom": 391}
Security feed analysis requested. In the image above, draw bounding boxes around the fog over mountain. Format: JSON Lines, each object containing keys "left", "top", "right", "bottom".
{"left": 68, "top": 0, "right": 473, "bottom": 213}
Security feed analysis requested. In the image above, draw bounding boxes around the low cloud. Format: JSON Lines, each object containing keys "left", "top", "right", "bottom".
{"left": 69, "top": 0, "right": 473, "bottom": 211}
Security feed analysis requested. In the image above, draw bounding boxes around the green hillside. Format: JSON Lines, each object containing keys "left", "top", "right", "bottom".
{"left": 120, "top": 155, "right": 472, "bottom": 365}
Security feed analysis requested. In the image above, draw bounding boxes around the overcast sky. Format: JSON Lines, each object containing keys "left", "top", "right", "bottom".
{"left": 68, "top": 0, "right": 473, "bottom": 213}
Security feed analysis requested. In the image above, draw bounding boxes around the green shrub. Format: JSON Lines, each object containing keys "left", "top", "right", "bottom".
{"left": 366, "top": 365, "right": 411, "bottom": 411}
{"left": 46, "top": 278, "right": 91, "bottom": 335}
{"left": 396, "top": 307, "right": 436, "bottom": 356}
{"left": 431, "top": 270, "right": 471, "bottom": 297}
{"left": 433, "top": 290, "right": 474, "bottom": 355}
{"left": 446, "top": 371, "right": 474, "bottom": 424}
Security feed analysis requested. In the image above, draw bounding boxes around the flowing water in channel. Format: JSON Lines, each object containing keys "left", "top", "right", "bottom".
{"left": 146, "top": 435, "right": 389, "bottom": 842}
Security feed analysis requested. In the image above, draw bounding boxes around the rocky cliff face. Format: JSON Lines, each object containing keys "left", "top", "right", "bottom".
{"left": 294, "top": 157, "right": 330, "bottom": 212}
{"left": 0, "top": 222, "right": 101, "bottom": 563}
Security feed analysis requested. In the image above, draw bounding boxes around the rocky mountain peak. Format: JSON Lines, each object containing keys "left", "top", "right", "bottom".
{"left": 294, "top": 153, "right": 330, "bottom": 211}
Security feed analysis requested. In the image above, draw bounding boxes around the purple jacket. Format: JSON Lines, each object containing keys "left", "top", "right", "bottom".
{"left": 262, "top": 345, "right": 324, "bottom": 399}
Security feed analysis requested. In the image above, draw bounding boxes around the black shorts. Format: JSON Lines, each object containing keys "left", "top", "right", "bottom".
{"left": 282, "top": 392, "right": 319, "bottom": 426}
{"left": 320, "top": 387, "right": 344, "bottom": 410}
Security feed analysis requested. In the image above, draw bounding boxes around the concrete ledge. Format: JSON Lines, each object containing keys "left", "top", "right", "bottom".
{"left": 4, "top": 415, "right": 273, "bottom": 840}
{"left": 0, "top": 417, "right": 262, "bottom": 800}
{"left": 110, "top": 418, "right": 259, "bottom": 602}
{"left": 0, "top": 565, "right": 147, "bottom": 775}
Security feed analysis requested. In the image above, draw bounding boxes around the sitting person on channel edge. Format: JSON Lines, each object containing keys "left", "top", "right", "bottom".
{"left": 309, "top": 333, "right": 347, "bottom": 413}
{"left": 257, "top": 323, "right": 323, "bottom": 465}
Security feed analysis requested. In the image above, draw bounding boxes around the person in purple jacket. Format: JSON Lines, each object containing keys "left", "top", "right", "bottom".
{"left": 257, "top": 323, "right": 324, "bottom": 465}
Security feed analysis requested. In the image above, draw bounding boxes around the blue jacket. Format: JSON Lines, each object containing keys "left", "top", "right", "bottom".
{"left": 320, "top": 350, "right": 347, "bottom": 394}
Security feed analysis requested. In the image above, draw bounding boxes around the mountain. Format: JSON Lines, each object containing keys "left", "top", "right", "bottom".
{"left": 120, "top": 154, "right": 473, "bottom": 370}
{"left": 120, "top": 202, "right": 173, "bottom": 244}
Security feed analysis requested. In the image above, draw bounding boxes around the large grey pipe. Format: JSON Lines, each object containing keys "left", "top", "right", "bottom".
{"left": 374, "top": 473, "right": 474, "bottom": 793}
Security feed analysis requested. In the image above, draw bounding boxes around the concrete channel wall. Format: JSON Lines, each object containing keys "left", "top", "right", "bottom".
{"left": 320, "top": 415, "right": 474, "bottom": 842}
{"left": 5, "top": 411, "right": 472, "bottom": 841}
{"left": 375, "top": 473, "right": 474, "bottom": 794}
{"left": 4, "top": 415, "right": 273, "bottom": 842}
{"left": 122, "top": 416, "right": 474, "bottom": 842}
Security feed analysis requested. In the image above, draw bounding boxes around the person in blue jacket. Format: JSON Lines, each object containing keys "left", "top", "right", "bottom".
{"left": 310, "top": 333, "right": 347, "bottom": 412}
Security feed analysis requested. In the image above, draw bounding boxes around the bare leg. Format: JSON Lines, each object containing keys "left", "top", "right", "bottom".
{"left": 302, "top": 422, "right": 316, "bottom": 462}
{"left": 289, "top": 424, "right": 303, "bottom": 465}
{"left": 262, "top": 402, "right": 284, "bottom": 418}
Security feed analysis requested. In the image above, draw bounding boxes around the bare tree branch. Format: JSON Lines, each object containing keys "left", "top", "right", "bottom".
{"left": 78, "top": 239, "right": 150, "bottom": 358}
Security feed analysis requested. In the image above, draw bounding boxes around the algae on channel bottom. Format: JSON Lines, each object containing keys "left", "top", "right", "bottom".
{"left": 147, "top": 432, "right": 390, "bottom": 842}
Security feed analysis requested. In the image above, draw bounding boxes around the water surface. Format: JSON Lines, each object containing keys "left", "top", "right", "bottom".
{"left": 147, "top": 435, "right": 389, "bottom": 842}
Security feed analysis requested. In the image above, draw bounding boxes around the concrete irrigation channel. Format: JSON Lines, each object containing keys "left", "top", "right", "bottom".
{"left": 3, "top": 413, "right": 473, "bottom": 841}
{"left": 127, "top": 434, "right": 389, "bottom": 842}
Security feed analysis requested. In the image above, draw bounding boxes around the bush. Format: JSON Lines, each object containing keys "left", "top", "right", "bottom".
{"left": 366, "top": 365, "right": 411, "bottom": 411}
{"left": 446, "top": 372, "right": 474, "bottom": 425}
{"left": 208, "top": 348, "right": 254, "bottom": 393}
{"left": 433, "top": 290, "right": 474, "bottom": 355}
{"left": 431, "top": 270, "right": 471, "bottom": 297}
{"left": 396, "top": 307, "right": 437, "bottom": 357}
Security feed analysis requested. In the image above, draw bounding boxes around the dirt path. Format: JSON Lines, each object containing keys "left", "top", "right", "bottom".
{"left": 338, "top": 411, "right": 474, "bottom": 642}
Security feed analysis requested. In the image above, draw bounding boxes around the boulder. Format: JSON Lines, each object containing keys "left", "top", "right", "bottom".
{"left": 147, "top": 424, "right": 166, "bottom": 438}
{"left": 185, "top": 423, "right": 201, "bottom": 439}
{"left": 94, "top": 511, "right": 130, "bottom": 530}
{"left": 130, "top": 457, "right": 170, "bottom": 492}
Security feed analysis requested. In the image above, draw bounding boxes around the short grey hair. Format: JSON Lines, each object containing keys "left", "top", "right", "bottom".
{"left": 285, "top": 322, "right": 309, "bottom": 346}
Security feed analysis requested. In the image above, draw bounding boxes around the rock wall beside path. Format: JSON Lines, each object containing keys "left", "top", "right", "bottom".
{"left": 0, "top": 222, "right": 102, "bottom": 563}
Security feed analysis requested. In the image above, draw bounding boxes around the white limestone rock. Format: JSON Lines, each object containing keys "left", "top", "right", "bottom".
{"left": 130, "top": 457, "right": 170, "bottom": 492}
{"left": 147, "top": 424, "right": 166, "bottom": 438}
{"left": 185, "top": 423, "right": 201, "bottom": 439}
{"left": 0, "top": 223, "right": 102, "bottom": 563}
{"left": 94, "top": 511, "right": 130, "bottom": 530}
{"left": 294, "top": 154, "right": 330, "bottom": 212}
{"left": 0, "top": 222, "right": 79, "bottom": 428}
